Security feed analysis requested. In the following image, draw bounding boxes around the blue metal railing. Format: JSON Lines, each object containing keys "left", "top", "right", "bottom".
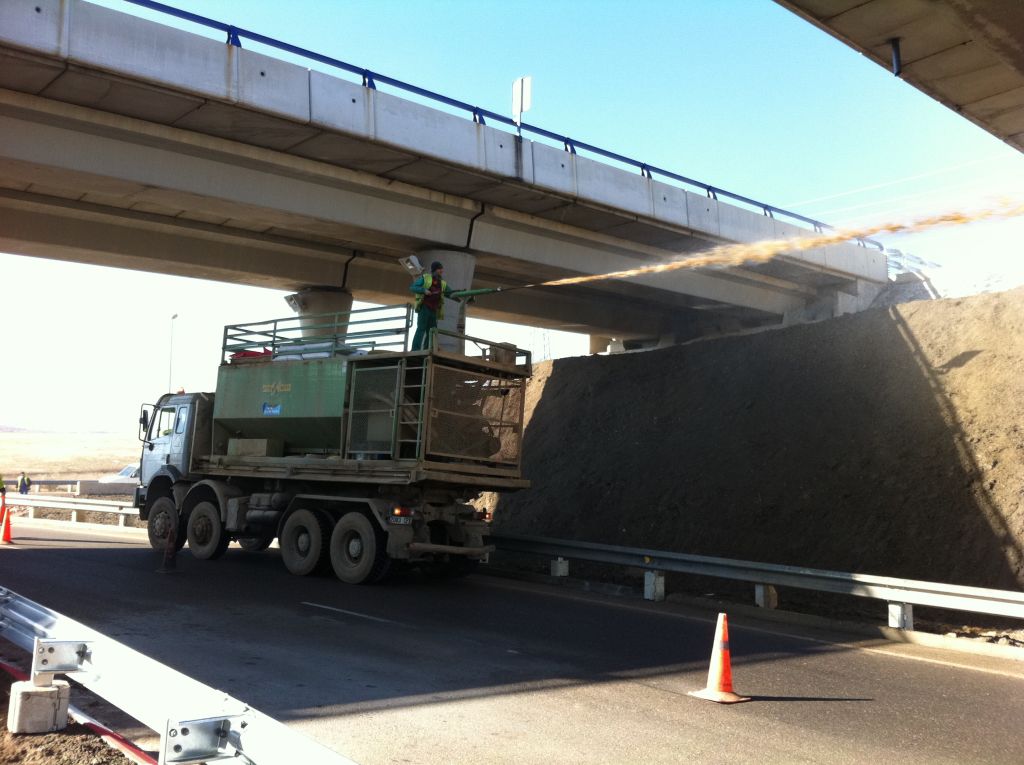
{"left": 123, "top": 0, "right": 883, "bottom": 252}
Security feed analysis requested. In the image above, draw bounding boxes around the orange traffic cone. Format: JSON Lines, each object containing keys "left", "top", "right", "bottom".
{"left": 0, "top": 496, "right": 12, "bottom": 544}
{"left": 688, "top": 612, "right": 750, "bottom": 704}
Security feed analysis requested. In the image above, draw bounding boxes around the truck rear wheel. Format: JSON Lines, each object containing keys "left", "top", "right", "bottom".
{"left": 147, "top": 497, "right": 185, "bottom": 553}
{"left": 186, "top": 501, "right": 229, "bottom": 560}
{"left": 280, "top": 509, "right": 331, "bottom": 576}
{"left": 330, "top": 512, "right": 390, "bottom": 585}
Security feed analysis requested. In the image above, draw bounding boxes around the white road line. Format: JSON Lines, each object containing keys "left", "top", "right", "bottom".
{"left": 301, "top": 601, "right": 407, "bottom": 626}
{"left": 481, "top": 577, "right": 1024, "bottom": 679}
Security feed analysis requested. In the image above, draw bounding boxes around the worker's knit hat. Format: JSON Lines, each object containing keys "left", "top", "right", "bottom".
{"left": 430, "top": 261, "right": 443, "bottom": 272}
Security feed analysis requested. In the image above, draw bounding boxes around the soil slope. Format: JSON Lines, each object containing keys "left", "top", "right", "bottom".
{"left": 490, "top": 286, "right": 1024, "bottom": 590}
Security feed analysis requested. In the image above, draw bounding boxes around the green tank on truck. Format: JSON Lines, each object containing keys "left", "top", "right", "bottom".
{"left": 135, "top": 305, "right": 530, "bottom": 584}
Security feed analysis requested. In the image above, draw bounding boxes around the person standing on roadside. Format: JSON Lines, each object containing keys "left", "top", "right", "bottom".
{"left": 409, "top": 260, "right": 459, "bottom": 351}
{"left": 17, "top": 472, "right": 31, "bottom": 494}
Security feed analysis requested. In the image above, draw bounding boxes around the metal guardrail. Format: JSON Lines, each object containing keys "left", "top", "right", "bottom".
{"left": 16, "top": 498, "right": 1022, "bottom": 631}
{"left": 121, "top": 0, "right": 883, "bottom": 251}
{"left": 0, "top": 588, "right": 356, "bottom": 764}
{"left": 489, "top": 533, "right": 1024, "bottom": 631}
{"left": 4, "top": 495, "right": 138, "bottom": 526}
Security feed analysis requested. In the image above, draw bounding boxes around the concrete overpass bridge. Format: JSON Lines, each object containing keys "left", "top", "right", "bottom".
{"left": 0, "top": 0, "right": 887, "bottom": 347}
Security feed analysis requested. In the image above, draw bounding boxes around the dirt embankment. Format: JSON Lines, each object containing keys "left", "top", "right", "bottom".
{"left": 490, "top": 286, "right": 1024, "bottom": 590}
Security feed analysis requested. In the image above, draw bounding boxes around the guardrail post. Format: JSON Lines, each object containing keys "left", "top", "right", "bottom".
{"left": 118, "top": 513, "right": 126, "bottom": 528}
{"left": 754, "top": 583, "right": 778, "bottom": 609}
{"left": 644, "top": 570, "right": 665, "bottom": 602}
{"left": 888, "top": 602, "right": 914, "bottom": 630}
{"left": 27, "top": 506, "right": 35, "bottom": 520}
{"left": 70, "top": 510, "right": 78, "bottom": 524}
{"left": 550, "top": 557, "right": 569, "bottom": 577}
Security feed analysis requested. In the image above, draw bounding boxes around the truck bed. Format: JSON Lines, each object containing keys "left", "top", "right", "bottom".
{"left": 194, "top": 454, "right": 530, "bottom": 490}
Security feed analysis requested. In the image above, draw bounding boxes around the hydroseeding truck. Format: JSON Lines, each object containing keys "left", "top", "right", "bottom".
{"left": 135, "top": 304, "right": 530, "bottom": 584}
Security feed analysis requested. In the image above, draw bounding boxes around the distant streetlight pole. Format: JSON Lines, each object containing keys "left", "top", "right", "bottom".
{"left": 168, "top": 313, "right": 178, "bottom": 392}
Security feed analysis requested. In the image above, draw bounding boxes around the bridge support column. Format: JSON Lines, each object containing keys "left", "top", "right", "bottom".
{"left": 284, "top": 287, "right": 354, "bottom": 340}
{"left": 417, "top": 249, "right": 476, "bottom": 353}
{"left": 589, "top": 335, "right": 611, "bottom": 355}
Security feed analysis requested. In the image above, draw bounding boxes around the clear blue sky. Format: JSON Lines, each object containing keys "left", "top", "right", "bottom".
{"left": 2, "top": 0, "right": 1022, "bottom": 432}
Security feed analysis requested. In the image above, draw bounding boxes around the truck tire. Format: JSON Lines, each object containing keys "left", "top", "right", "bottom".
{"left": 280, "top": 509, "right": 331, "bottom": 576}
{"left": 147, "top": 497, "right": 185, "bottom": 553}
{"left": 186, "top": 501, "right": 229, "bottom": 560}
{"left": 330, "top": 512, "right": 390, "bottom": 585}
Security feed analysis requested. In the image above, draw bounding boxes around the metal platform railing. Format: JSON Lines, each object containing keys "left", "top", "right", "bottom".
{"left": 0, "top": 587, "right": 356, "bottom": 765}
{"left": 222, "top": 304, "right": 412, "bottom": 362}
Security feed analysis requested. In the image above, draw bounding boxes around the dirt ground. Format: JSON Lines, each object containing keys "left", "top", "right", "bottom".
{"left": 0, "top": 680, "right": 133, "bottom": 765}
{"left": 488, "top": 286, "right": 1024, "bottom": 597}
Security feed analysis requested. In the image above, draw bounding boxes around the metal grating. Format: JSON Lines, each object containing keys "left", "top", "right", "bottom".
{"left": 427, "top": 364, "right": 523, "bottom": 465}
{"left": 346, "top": 365, "right": 400, "bottom": 457}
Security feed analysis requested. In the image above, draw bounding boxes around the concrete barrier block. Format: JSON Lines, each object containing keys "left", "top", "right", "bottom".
{"left": 483, "top": 127, "right": 529, "bottom": 181}
{"left": 718, "top": 203, "right": 774, "bottom": 244}
{"left": 652, "top": 181, "right": 688, "bottom": 228}
{"left": 7, "top": 679, "right": 70, "bottom": 734}
{"left": 310, "top": 71, "right": 372, "bottom": 137}
{"left": 575, "top": 155, "right": 653, "bottom": 218}
{"left": 0, "top": 0, "right": 67, "bottom": 57}
{"left": 238, "top": 49, "right": 310, "bottom": 123}
{"left": 374, "top": 90, "right": 479, "bottom": 168}
{"left": 531, "top": 142, "right": 576, "bottom": 196}
{"left": 685, "top": 190, "right": 720, "bottom": 237}
{"left": 69, "top": 2, "right": 235, "bottom": 102}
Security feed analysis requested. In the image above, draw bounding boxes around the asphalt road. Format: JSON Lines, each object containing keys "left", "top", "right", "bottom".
{"left": 2, "top": 520, "right": 1023, "bottom": 764}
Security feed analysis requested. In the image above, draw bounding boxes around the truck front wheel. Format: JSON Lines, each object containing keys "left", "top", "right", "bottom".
{"left": 280, "top": 509, "right": 331, "bottom": 576}
{"left": 330, "top": 512, "right": 390, "bottom": 585}
{"left": 186, "top": 501, "right": 229, "bottom": 560}
{"left": 147, "top": 497, "right": 185, "bottom": 553}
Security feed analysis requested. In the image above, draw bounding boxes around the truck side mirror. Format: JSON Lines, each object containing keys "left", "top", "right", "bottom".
{"left": 138, "top": 406, "right": 153, "bottom": 442}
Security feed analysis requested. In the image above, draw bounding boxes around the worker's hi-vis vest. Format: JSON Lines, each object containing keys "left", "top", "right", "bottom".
{"left": 413, "top": 274, "right": 449, "bottom": 319}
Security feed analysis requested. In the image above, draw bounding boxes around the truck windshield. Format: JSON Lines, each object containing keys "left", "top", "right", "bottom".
{"left": 151, "top": 406, "right": 176, "bottom": 438}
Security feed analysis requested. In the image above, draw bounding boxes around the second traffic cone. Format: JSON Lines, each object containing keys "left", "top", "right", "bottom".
{"left": 1, "top": 496, "right": 12, "bottom": 544}
{"left": 688, "top": 612, "right": 750, "bottom": 704}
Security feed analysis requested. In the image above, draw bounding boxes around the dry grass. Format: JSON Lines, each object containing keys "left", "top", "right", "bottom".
{"left": 0, "top": 432, "right": 139, "bottom": 480}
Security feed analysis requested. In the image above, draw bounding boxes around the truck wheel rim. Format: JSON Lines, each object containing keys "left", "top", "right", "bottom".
{"left": 346, "top": 534, "right": 363, "bottom": 561}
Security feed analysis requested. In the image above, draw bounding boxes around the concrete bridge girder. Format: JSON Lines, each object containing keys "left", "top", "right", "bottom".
{"left": 0, "top": 92, "right": 804, "bottom": 332}
{"left": 0, "top": 0, "right": 889, "bottom": 339}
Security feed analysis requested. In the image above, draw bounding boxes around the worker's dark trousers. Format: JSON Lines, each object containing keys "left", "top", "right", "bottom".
{"left": 412, "top": 306, "right": 439, "bottom": 350}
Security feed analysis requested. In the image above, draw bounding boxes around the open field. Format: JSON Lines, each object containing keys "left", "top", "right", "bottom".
{"left": 0, "top": 431, "right": 139, "bottom": 480}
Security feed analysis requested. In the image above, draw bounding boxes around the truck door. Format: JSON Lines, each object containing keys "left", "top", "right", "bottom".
{"left": 142, "top": 403, "right": 189, "bottom": 482}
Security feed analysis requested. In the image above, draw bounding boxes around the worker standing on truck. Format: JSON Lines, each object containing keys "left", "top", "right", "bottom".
{"left": 410, "top": 260, "right": 458, "bottom": 351}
